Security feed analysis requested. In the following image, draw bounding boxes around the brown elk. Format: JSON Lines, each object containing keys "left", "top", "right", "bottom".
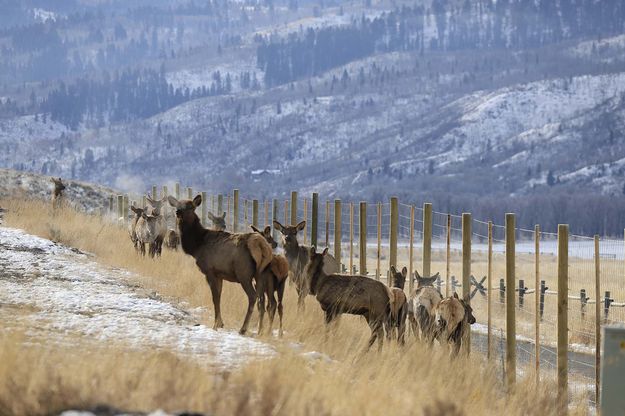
{"left": 133, "top": 209, "right": 160, "bottom": 257}
{"left": 207, "top": 212, "right": 227, "bottom": 231}
{"left": 146, "top": 196, "right": 167, "bottom": 256}
{"left": 128, "top": 205, "right": 144, "bottom": 251}
{"left": 165, "top": 229, "right": 179, "bottom": 250}
{"left": 433, "top": 292, "right": 476, "bottom": 356}
{"left": 273, "top": 220, "right": 339, "bottom": 309}
{"left": 50, "top": 177, "right": 66, "bottom": 209}
{"left": 251, "top": 225, "right": 289, "bottom": 336}
{"left": 386, "top": 266, "right": 408, "bottom": 344}
{"left": 305, "top": 247, "right": 390, "bottom": 350}
{"left": 168, "top": 194, "right": 273, "bottom": 335}
{"left": 408, "top": 271, "right": 443, "bottom": 344}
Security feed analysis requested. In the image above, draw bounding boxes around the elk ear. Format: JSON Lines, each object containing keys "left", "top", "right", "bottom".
{"left": 146, "top": 196, "right": 155, "bottom": 205}
{"left": 310, "top": 246, "right": 316, "bottom": 257}
{"left": 322, "top": 247, "right": 329, "bottom": 256}
{"left": 296, "top": 221, "right": 306, "bottom": 231}
{"left": 401, "top": 267, "right": 408, "bottom": 277}
{"left": 192, "top": 194, "right": 202, "bottom": 207}
{"left": 250, "top": 225, "right": 261, "bottom": 233}
{"left": 464, "top": 294, "right": 471, "bottom": 303}
{"left": 453, "top": 292, "right": 459, "bottom": 299}
{"left": 415, "top": 269, "right": 421, "bottom": 279}
{"left": 220, "top": 212, "right": 226, "bottom": 220}
{"left": 263, "top": 226, "right": 271, "bottom": 234}
{"left": 130, "top": 206, "right": 139, "bottom": 214}
{"left": 433, "top": 272, "right": 440, "bottom": 280}
{"left": 390, "top": 265, "right": 397, "bottom": 274}
{"left": 167, "top": 195, "right": 179, "bottom": 208}
{"left": 273, "top": 220, "right": 284, "bottom": 233}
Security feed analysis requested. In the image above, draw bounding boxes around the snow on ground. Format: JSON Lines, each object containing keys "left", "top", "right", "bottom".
{"left": 0, "top": 227, "right": 275, "bottom": 371}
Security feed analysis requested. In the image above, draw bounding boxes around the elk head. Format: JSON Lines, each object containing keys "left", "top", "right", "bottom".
{"left": 273, "top": 220, "right": 305, "bottom": 247}
{"left": 306, "top": 246, "right": 329, "bottom": 295}
{"left": 414, "top": 270, "right": 440, "bottom": 288}
{"left": 454, "top": 292, "right": 476, "bottom": 325}
{"left": 168, "top": 194, "right": 201, "bottom": 227}
{"left": 389, "top": 265, "right": 407, "bottom": 289}
{"left": 50, "top": 177, "right": 66, "bottom": 195}
{"left": 251, "top": 225, "right": 277, "bottom": 249}
{"left": 207, "top": 212, "right": 226, "bottom": 231}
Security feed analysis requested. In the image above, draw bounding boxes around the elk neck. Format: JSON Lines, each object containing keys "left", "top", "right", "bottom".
{"left": 309, "top": 258, "right": 328, "bottom": 296}
{"left": 178, "top": 214, "right": 208, "bottom": 256}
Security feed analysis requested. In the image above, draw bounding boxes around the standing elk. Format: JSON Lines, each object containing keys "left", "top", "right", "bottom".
{"left": 273, "top": 220, "right": 339, "bottom": 309}
{"left": 386, "top": 266, "right": 408, "bottom": 344}
{"left": 128, "top": 205, "right": 144, "bottom": 251}
{"left": 305, "top": 247, "right": 390, "bottom": 350}
{"left": 434, "top": 292, "right": 476, "bottom": 356}
{"left": 50, "top": 177, "right": 66, "bottom": 209}
{"left": 251, "top": 225, "right": 289, "bottom": 336}
{"left": 408, "top": 271, "right": 443, "bottom": 344}
{"left": 168, "top": 194, "right": 273, "bottom": 335}
{"left": 146, "top": 196, "right": 167, "bottom": 257}
{"left": 207, "top": 212, "right": 227, "bottom": 231}
{"left": 134, "top": 209, "right": 161, "bottom": 257}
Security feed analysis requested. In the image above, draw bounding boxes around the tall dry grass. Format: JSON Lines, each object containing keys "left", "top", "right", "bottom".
{"left": 0, "top": 197, "right": 583, "bottom": 415}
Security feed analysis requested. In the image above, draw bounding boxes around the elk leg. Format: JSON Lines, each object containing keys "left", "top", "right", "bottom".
{"left": 398, "top": 308, "right": 407, "bottom": 345}
{"left": 266, "top": 277, "right": 277, "bottom": 335}
{"left": 206, "top": 276, "right": 224, "bottom": 330}
{"left": 140, "top": 242, "right": 146, "bottom": 257}
{"left": 277, "top": 280, "right": 285, "bottom": 337}
{"left": 366, "top": 318, "right": 384, "bottom": 351}
{"left": 296, "top": 283, "right": 306, "bottom": 312}
{"left": 239, "top": 276, "right": 257, "bottom": 335}
{"left": 256, "top": 275, "right": 266, "bottom": 336}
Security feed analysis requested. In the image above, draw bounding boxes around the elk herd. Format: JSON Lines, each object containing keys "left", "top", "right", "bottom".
{"left": 51, "top": 180, "right": 476, "bottom": 354}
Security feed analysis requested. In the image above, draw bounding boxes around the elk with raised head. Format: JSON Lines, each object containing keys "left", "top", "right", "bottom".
{"left": 128, "top": 205, "right": 144, "bottom": 251}
{"left": 251, "top": 225, "right": 289, "bottom": 336}
{"left": 408, "top": 271, "right": 443, "bottom": 343}
{"left": 433, "top": 292, "right": 476, "bottom": 356}
{"left": 168, "top": 194, "right": 273, "bottom": 335}
{"left": 146, "top": 196, "right": 168, "bottom": 257}
{"left": 50, "top": 177, "right": 66, "bottom": 210}
{"left": 273, "top": 220, "right": 339, "bottom": 309}
{"left": 207, "top": 212, "right": 227, "bottom": 231}
{"left": 305, "top": 247, "right": 390, "bottom": 350}
{"left": 386, "top": 266, "right": 408, "bottom": 344}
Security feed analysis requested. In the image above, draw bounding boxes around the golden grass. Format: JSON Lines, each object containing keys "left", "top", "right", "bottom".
{"left": 0, "top": 198, "right": 585, "bottom": 415}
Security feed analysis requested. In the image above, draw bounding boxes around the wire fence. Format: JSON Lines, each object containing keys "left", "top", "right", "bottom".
{"left": 110, "top": 187, "right": 625, "bottom": 411}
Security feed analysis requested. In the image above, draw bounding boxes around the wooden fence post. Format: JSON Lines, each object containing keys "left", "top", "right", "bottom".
{"left": 109, "top": 196, "right": 114, "bottom": 213}
{"left": 162, "top": 186, "right": 169, "bottom": 218}
{"left": 359, "top": 202, "right": 367, "bottom": 275}
{"left": 377, "top": 202, "right": 382, "bottom": 280}
{"left": 409, "top": 205, "right": 415, "bottom": 293}
{"left": 152, "top": 185, "right": 157, "bottom": 200}
{"left": 325, "top": 200, "right": 330, "bottom": 248}
{"left": 311, "top": 193, "right": 319, "bottom": 248}
{"left": 303, "top": 198, "right": 308, "bottom": 244}
{"left": 334, "top": 200, "right": 342, "bottom": 270}
{"left": 487, "top": 221, "right": 493, "bottom": 359}
{"left": 446, "top": 214, "right": 451, "bottom": 297}
{"left": 201, "top": 191, "right": 207, "bottom": 226}
{"left": 244, "top": 199, "right": 248, "bottom": 229}
{"left": 284, "top": 200, "right": 288, "bottom": 227}
{"left": 272, "top": 199, "right": 278, "bottom": 241}
{"left": 290, "top": 191, "right": 297, "bottom": 226}
{"left": 557, "top": 224, "right": 569, "bottom": 414}
{"left": 264, "top": 200, "right": 269, "bottom": 227}
{"left": 175, "top": 182, "right": 180, "bottom": 199}
{"left": 187, "top": 187, "right": 193, "bottom": 199}
{"left": 227, "top": 196, "right": 231, "bottom": 229}
{"left": 535, "top": 224, "right": 540, "bottom": 384}
{"left": 211, "top": 194, "right": 216, "bottom": 214}
{"left": 123, "top": 195, "right": 129, "bottom": 222}
{"left": 506, "top": 213, "right": 516, "bottom": 387}
{"left": 389, "top": 197, "right": 399, "bottom": 285}
{"left": 233, "top": 189, "right": 239, "bottom": 232}
{"left": 117, "top": 195, "right": 123, "bottom": 221}
{"left": 462, "top": 213, "right": 472, "bottom": 355}
{"left": 594, "top": 234, "right": 601, "bottom": 407}
{"left": 423, "top": 203, "right": 432, "bottom": 277}
{"left": 217, "top": 194, "right": 223, "bottom": 215}
{"left": 252, "top": 199, "right": 259, "bottom": 228}
{"left": 349, "top": 202, "right": 354, "bottom": 274}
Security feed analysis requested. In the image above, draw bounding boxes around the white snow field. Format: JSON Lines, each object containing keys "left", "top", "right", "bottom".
{"left": 0, "top": 226, "right": 275, "bottom": 370}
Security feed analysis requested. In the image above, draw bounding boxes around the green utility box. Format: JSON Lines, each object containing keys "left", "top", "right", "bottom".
{"left": 601, "top": 324, "right": 625, "bottom": 413}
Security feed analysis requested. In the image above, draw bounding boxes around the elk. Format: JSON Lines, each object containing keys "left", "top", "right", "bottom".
{"left": 408, "top": 271, "right": 443, "bottom": 344}
{"left": 128, "top": 205, "right": 144, "bottom": 252}
{"left": 251, "top": 225, "right": 289, "bottom": 336}
{"left": 133, "top": 209, "right": 160, "bottom": 257}
{"left": 386, "top": 266, "right": 408, "bottom": 344}
{"left": 146, "top": 196, "right": 167, "bottom": 256}
{"left": 165, "top": 229, "right": 179, "bottom": 250}
{"left": 305, "top": 247, "right": 390, "bottom": 350}
{"left": 433, "top": 292, "right": 476, "bottom": 356}
{"left": 207, "top": 212, "right": 226, "bottom": 231}
{"left": 168, "top": 194, "right": 273, "bottom": 335}
{"left": 273, "top": 220, "right": 339, "bottom": 309}
{"left": 50, "top": 177, "right": 66, "bottom": 209}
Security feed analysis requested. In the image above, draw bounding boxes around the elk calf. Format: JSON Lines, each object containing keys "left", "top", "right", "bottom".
{"left": 251, "top": 225, "right": 288, "bottom": 336}
{"left": 274, "top": 220, "right": 339, "bottom": 309}
{"left": 434, "top": 292, "right": 476, "bottom": 356}
{"left": 386, "top": 266, "right": 408, "bottom": 344}
{"left": 408, "top": 271, "right": 443, "bottom": 344}
{"left": 306, "top": 247, "right": 389, "bottom": 350}
{"left": 50, "top": 177, "right": 66, "bottom": 210}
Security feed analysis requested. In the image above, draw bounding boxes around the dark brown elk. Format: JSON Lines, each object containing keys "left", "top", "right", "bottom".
{"left": 386, "top": 266, "right": 408, "bottom": 344}
{"left": 128, "top": 205, "right": 144, "bottom": 252}
{"left": 251, "top": 225, "right": 288, "bottom": 336}
{"left": 207, "top": 212, "right": 226, "bottom": 231}
{"left": 165, "top": 229, "right": 179, "bottom": 250}
{"left": 433, "top": 292, "right": 476, "bottom": 356}
{"left": 408, "top": 271, "right": 443, "bottom": 344}
{"left": 305, "top": 247, "right": 390, "bottom": 350}
{"left": 50, "top": 177, "right": 66, "bottom": 209}
{"left": 273, "top": 220, "right": 339, "bottom": 309}
{"left": 168, "top": 194, "right": 273, "bottom": 335}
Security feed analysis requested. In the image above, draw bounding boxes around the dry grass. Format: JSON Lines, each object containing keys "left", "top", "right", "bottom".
{"left": 0, "top": 197, "right": 584, "bottom": 415}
